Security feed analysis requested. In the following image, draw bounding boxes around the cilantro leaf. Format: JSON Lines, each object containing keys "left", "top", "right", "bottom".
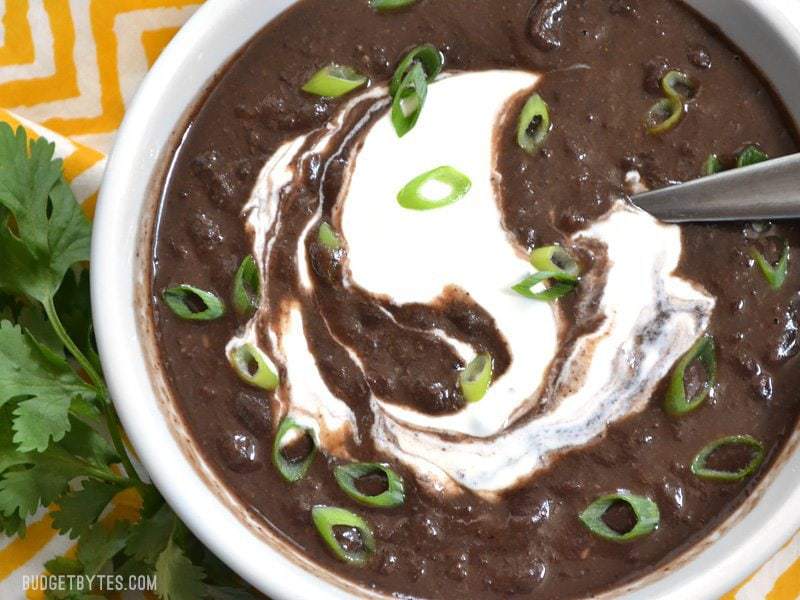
{"left": 116, "top": 556, "right": 155, "bottom": 579}
{"left": 0, "top": 125, "right": 91, "bottom": 304}
{"left": 54, "top": 268, "right": 92, "bottom": 354}
{"left": 58, "top": 417, "right": 118, "bottom": 467}
{"left": 77, "top": 520, "right": 130, "bottom": 575}
{"left": 155, "top": 538, "right": 207, "bottom": 600}
{"left": 0, "top": 124, "right": 62, "bottom": 254}
{"left": 0, "top": 404, "right": 34, "bottom": 472}
{"left": 44, "top": 556, "right": 84, "bottom": 575}
{"left": 0, "top": 509, "right": 25, "bottom": 537}
{"left": 44, "top": 557, "right": 93, "bottom": 600}
{"left": 13, "top": 396, "right": 72, "bottom": 452}
{"left": 51, "top": 479, "right": 121, "bottom": 539}
{"left": 126, "top": 502, "right": 174, "bottom": 563}
{"left": 0, "top": 291, "right": 18, "bottom": 319}
{"left": 68, "top": 395, "right": 102, "bottom": 425}
{"left": 18, "top": 304, "right": 63, "bottom": 353}
{"left": 0, "top": 461, "right": 72, "bottom": 518}
{"left": 0, "top": 320, "right": 95, "bottom": 413}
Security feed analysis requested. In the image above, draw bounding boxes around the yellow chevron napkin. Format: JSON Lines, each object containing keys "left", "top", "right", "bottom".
{"left": 0, "top": 1, "right": 796, "bottom": 599}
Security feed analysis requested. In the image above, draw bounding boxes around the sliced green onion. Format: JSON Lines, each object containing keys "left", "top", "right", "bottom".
{"left": 664, "top": 334, "right": 716, "bottom": 416}
{"left": 512, "top": 271, "right": 576, "bottom": 302}
{"left": 302, "top": 64, "right": 367, "bottom": 98}
{"left": 232, "top": 255, "right": 260, "bottom": 317}
{"left": 370, "top": 0, "right": 417, "bottom": 11}
{"left": 391, "top": 62, "right": 427, "bottom": 137}
{"left": 273, "top": 418, "right": 317, "bottom": 482}
{"left": 704, "top": 146, "right": 768, "bottom": 175}
{"left": 162, "top": 285, "right": 225, "bottom": 321}
{"left": 750, "top": 237, "right": 789, "bottom": 290}
{"left": 702, "top": 154, "right": 723, "bottom": 176}
{"left": 530, "top": 245, "right": 579, "bottom": 280}
{"left": 397, "top": 166, "right": 471, "bottom": 210}
{"left": 460, "top": 353, "right": 493, "bottom": 404}
{"left": 311, "top": 506, "right": 375, "bottom": 565}
{"left": 318, "top": 221, "right": 343, "bottom": 251}
{"left": 390, "top": 44, "right": 443, "bottom": 97}
{"left": 227, "top": 342, "right": 279, "bottom": 391}
{"left": 516, "top": 93, "right": 551, "bottom": 154}
{"left": 737, "top": 145, "right": 769, "bottom": 167}
{"left": 661, "top": 70, "right": 697, "bottom": 100}
{"left": 333, "top": 463, "right": 405, "bottom": 508}
{"left": 579, "top": 492, "right": 660, "bottom": 542}
{"left": 645, "top": 97, "right": 684, "bottom": 135}
{"left": 690, "top": 435, "right": 765, "bottom": 482}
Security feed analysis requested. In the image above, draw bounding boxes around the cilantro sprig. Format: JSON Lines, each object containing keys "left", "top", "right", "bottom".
{"left": 0, "top": 124, "right": 257, "bottom": 599}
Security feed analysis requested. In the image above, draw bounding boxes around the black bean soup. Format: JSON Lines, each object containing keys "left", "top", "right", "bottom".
{"left": 149, "top": 1, "right": 800, "bottom": 598}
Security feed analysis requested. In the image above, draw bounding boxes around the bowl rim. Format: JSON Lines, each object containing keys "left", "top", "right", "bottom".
{"left": 91, "top": 1, "right": 800, "bottom": 599}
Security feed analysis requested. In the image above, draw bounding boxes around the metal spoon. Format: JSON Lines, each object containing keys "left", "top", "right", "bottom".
{"left": 631, "top": 152, "right": 800, "bottom": 223}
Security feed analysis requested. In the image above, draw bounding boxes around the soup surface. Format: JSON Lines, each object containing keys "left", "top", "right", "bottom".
{"left": 150, "top": 1, "right": 800, "bottom": 598}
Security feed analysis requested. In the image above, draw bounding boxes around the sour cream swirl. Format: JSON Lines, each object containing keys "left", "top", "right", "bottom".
{"left": 231, "top": 71, "right": 715, "bottom": 496}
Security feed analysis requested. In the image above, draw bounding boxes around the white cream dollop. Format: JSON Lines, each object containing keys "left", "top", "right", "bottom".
{"left": 342, "top": 70, "right": 555, "bottom": 439}
{"left": 236, "top": 70, "right": 715, "bottom": 497}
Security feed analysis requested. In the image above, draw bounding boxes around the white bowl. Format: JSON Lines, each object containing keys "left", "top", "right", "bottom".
{"left": 91, "top": 1, "right": 800, "bottom": 598}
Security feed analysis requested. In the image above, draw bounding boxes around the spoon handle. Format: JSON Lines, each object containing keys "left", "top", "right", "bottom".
{"left": 631, "top": 152, "right": 800, "bottom": 223}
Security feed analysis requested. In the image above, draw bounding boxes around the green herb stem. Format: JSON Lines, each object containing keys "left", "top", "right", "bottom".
{"left": 46, "top": 446, "right": 128, "bottom": 486}
{"left": 44, "top": 296, "right": 141, "bottom": 484}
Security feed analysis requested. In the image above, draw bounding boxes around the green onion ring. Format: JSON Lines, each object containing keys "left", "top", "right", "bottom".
{"left": 702, "top": 146, "right": 769, "bottom": 175}
{"left": 579, "top": 492, "right": 660, "bottom": 542}
{"left": 690, "top": 435, "right": 766, "bottom": 482}
{"left": 397, "top": 166, "right": 471, "bottom": 210}
{"left": 227, "top": 342, "right": 280, "bottom": 391}
{"left": 702, "top": 154, "right": 723, "bottom": 176}
{"left": 664, "top": 334, "right": 716, "bottom": 416}
{"left": 530, "top": 245, "right": 579, "bottom": 280}
{"left": 512, "top": 271, "right": 576, "bottom": 302}
{"left": 318, "top": 221, "right": 343, "bottom": 251}
{"left": 750, "top": 236, "right": 790, "bottom": 290}
{"left": 516, "top": 93, "right": 551, "bottom": 154}
{"left": 370, "top": 0, "right": 417, "bottom": 11}
{"left": 162, "top": 284, "right": 225, "bottom": 321}
{"left": 302, "top": 64, "right": 367, "bottom": 98}
{"left": 311, "top": 505, "right": 376, "bottom": 565}
{"left": 232, "top": 255, "right": 260, "bottom": 317}
{"left": 390, "top": 45, "right": 443, "bottom": 97}
{"left": 273, "top": 418, "right": 317, "bottom": 483}
{"left": 737, "top": 145, "right": 769, "bottom": 168}
{"left": 333, "top": 463, "right": 405, "bottom": 508}
{"left": 661, "top": 70, "right": 697, "bottom": 100}
{"left": 460, "top": 353, "right": 493, "bottom": 404}
{"left": 391, "top": 62, "right": 428, "bottom": 137}
{"left": 645, "top": 97, "right": 684, "bottom": 135}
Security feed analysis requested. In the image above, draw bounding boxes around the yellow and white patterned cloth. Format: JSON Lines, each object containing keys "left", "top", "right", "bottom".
{"left": 0, "top": 1, "right": 796, "bottom": 599}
